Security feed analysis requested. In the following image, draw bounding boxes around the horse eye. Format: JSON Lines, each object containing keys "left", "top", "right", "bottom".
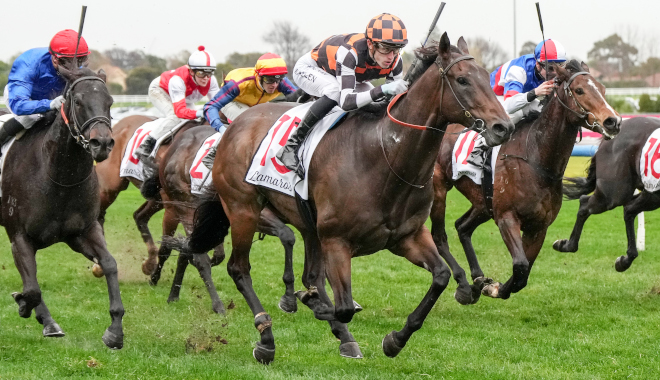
{"left": 457, "top": 77, "right": 468, "bottom": 85}
{"left": 575, "top": 88, "right": 584, "bottom": 95}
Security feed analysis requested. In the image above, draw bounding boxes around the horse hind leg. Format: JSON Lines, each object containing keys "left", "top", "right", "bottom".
{"left": 484, "top": 214, "right": 529, "bottom": 300}
{"left": 455, "top": 205, "right": 493, "bottom": 299}
{"left": 256, "top": 207, "right": 297, "bottom": 313}
{"left": 133, "top": 198, "right": 164, "bottom": 276}
{"left": 617, "top": 192, "right": 660, "bottom": 272}
{"left": 553, "top": 194, "right": 598, "bottom": 253}
{"left": 150, "top": 205, "right": 179, "bottom": 286}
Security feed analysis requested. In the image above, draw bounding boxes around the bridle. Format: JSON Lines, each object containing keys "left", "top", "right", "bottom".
{"left": 386, "top": 54, "right": 485, "bottom": 133}
{"left": 60, "top": 76, "right": 112, "bottom": 153}
{"left": 554, "top": 71, "right": 601, "bottom": 131}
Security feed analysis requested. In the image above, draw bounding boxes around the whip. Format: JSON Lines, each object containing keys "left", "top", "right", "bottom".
{"left": 404, "top": 2, "right": 446, "bottom": 81}
{"left": 535, "top": 2, "right": 549, "bottom": 81}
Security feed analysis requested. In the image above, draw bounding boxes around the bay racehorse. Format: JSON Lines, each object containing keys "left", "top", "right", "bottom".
{"left": 170, "top": 33, "right": 514, "bottom": 363}
{"left": 553, "top": 116, "right": 660, "bottom": 271}
{"left": 143, "top": 125, "right": 298, "bottom": 314}
{"left": 431, "top": 60, "right": 621, "bottom": 301}
{"left": 1, "top": 67, "right": 124, "bottom": 348}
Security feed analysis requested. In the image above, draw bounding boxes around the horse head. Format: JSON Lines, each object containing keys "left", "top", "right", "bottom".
{"left": 553, "top": 60, "right": 621, "bottom": 139}
{"left": 58, "top": 66, "right": 115, "bottom": 162}
{"left": 433, "top": 33, "right": 514, "bottom": 146}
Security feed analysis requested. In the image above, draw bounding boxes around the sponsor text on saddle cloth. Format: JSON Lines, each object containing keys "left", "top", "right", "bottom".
{"left": 452, "top": 130, "right": 501, "bottom": 185}
{"left": 640, "top": 128, "right": 660, "bottom": 192}
{"left": 245, "top": 102, "right": 346, "bottom": 200}
{"left": 190, "top": 131, "right": 223, "bottom": 195}
{"left": 119, "top": 121, "right": 162, "bottom": 181}
{"left": 0, "top": 114, "right": 19, "bottom": 197}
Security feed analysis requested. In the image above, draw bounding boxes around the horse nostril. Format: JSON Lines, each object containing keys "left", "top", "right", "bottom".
{"left": 108, "top": 139, "right": 115, "bottom": 150}
{"left": 89, "top": 139, "right": 101, "bottom": 149}
{"left": 492, "top": 123, "right": 509, "bottom": 137}
{"left": 603, "top": 117, "right": 618, "bottom": 131}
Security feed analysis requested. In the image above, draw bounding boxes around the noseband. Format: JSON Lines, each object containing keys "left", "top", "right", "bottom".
{"left": 554, "top": 71, "right": 601, "bottom": 130}
{"left": 60, "top": 76, "right": 112, "bottom": 153}
{"left": 387, "top": 54, "right": 485, "bottom": 133}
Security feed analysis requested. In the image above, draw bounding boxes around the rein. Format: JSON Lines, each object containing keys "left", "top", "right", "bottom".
{"left": 61, "top": 76, "right": 112, "bottom": 153}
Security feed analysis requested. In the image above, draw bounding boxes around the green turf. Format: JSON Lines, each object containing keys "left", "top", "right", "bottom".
{"left": 1, "top": 157, "right": 659, "bottom": 379}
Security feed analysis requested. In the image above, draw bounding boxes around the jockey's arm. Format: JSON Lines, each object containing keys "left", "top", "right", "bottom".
{"left": 203, "top": 80, "right": 240, "bottom": 129}
{"left": 501, "top": 81, "right": 533, "bottom": 114}
{"left": 336, "top": 49, "right": 389, "bottom": 111}
{"left": 6, "top": 59, "right": 52, "bottom": 115}
{"left": 168, "top": 76, "right": 199, "bottom": 120}
{"left": 277, "top": 77, "right": 298, "bottom": 95}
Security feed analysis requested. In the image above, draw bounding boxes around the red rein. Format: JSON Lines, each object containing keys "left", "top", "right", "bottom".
{"left": 386, "top": 91, "right": 428, "bottom": 130}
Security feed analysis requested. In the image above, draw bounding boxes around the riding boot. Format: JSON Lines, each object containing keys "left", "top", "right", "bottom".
{"left": 276, "top": 95, "right": 338, "bottom": 178}
{"left": 202, "top": 146, "right": 217, "bottom": 170}
{"left": 135, "top": 136, "right": 157, "bottom": 158}
{"left": 466, "top": 144, "right": 489, "bottom": 168}
{"left": 0, "top": 118, "right": 26, "bottom": 159}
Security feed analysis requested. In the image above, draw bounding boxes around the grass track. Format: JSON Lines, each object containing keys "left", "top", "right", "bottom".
{"left": 1, "top": 157, "right": 659, "bottom": 379}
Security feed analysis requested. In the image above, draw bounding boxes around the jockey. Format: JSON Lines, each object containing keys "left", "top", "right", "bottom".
{"left": 0, "top": 29, "right": 89, "bottom": 148}
{"left": 135, "top": 46, "right": 220, "bottom": 157}
{"left": 276, "top": 13, "right": 409, "bottom": 177}
{"left": 467, "top": 39, "right": 567, "bottom": 167}
{"left": 203, "top": 53, "right": 297, "bottom": 132}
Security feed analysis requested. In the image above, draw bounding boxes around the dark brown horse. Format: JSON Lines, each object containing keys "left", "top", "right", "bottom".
{"left": 431, "top": 61, "right": 621, "bottom": 301}
{"left": 172, "top": 34, "right": 514, "bottom": 364}
{"left": 143, "top": 125, "right": 298, "bottom": 314}
{"left": 1, "top": 68, "right": 123, "bottom": 348}
{"left": 553, "top": 116, "right": 660, "bottom": 271}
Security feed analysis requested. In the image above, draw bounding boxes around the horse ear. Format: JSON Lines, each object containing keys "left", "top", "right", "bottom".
{"left": 97, "top": 68, "right": 107, "bottom": 82}
{"left": 580, "top": 61, "right": 590, "bottom": 72}
{"left": 57, "top": 65, "right": 76, "bottom": 82}
{"left": 439, "top": 32, "right": 451, "bottom": 61}
{"left": 457, "top": 36, "right": 469, "bottom": 55}
{"left": 554, "top": 63, "right": 570, "bottom": 82}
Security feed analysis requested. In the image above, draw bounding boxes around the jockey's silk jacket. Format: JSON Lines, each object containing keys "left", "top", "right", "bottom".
{"left": 203, "top": 67, "right": 297, "bottom": 126}
{"left": 6, "top": 48, "right": 66, "bottom": 115}
{"left": 159, "top": 65, "right": 221, "bottom": 119}
{"left": 490, "top": 54, "right": 545, "bottom": 114}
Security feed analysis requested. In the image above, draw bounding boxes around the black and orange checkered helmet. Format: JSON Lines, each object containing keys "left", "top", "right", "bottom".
{"left": 365, "top": 13, "right": 408, "bottom": 47}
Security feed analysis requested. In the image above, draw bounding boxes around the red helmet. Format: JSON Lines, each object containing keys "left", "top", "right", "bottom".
{"left": 255, "top": 53, "right": 288, "bottom": 77}
{"left": 49, "top": 29, "right": 90, "bottom": 58}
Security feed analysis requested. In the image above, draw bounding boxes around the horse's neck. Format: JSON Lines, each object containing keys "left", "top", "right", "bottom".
{"left": 531, "top": 95, "right": 580, "bottom": 178}
{"left": 44, "top": 114, "right": 93, "bottom": 182}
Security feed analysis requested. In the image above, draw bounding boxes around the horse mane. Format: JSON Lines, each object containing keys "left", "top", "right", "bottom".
{"left": 407, "top": 41, "right": 463, "bottom": 86}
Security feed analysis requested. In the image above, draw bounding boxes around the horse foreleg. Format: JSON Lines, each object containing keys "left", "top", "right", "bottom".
{"left": 455, "top": 205, "right": 493, "bottom": 296}
{"left": 257, "top": 207, "right": 297, "bottom": 313}
{"left": 484, "top": 213, "right": 527, "bottom": 300}
{"left": 553, "top": 194, "right": 599, "bottom": 253}
{"left": 430, "top": 184, "right": 473, "bottom": 305}
{"left": 68, "top": 222, "right": 124, "bottom": 349}
{"left": 618, "top": 191, "right": 660, "bottom": 272}
{"left": 133, "top": 198, "right": 163, "bottom": 275}
{"left": 10, "top": 234, "right": 42, "bottom": 319}
{"left": 384, "top": 226, "right": 451, "bottom": 358}
{"left": 150, "top": 205, "right": 179, "bottom": 285}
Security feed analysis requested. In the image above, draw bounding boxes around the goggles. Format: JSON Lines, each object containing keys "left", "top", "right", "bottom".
{"left": 193, "top": 70, "right": 215, "bottom": 78}
{"left": 261, "top": 75, "right": 283, "bottom": 85}
{"left": 373, "top": 42, "right": 402, "bottom": 55}
{"left": 58, "top": 55, "right": 89, "bottom": 69}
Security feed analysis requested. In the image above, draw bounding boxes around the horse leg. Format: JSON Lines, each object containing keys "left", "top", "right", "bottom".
{"left": 68, "top": 222, "right": 124, "bottom": 349}
{"left": 482, "top": 213, "right": 528, "bottom": 300}
{"left": 134, "top": 198, "right": 163, "bottom": 276}
{"left": 10, "top": 234, "right": 43, "bottom": 319}
{"left": 430, "top": 184, "right": 473, "bottom": 305}
{"left": 552, "top": 194, "right": 601, "bottom": 253}
{"left": 455, "top": 205, "right": 493, "bottom": 298}
{"left": 617, "top": 192, "right": 660, "bottom": 272}
{"left": 256, "top": 207, "right": 297, "bottom": 314}
{"left": 150, "top": 204, "right": 179, "bottom": 285}
{"left": 382, "top": 227, "right": 451, "bottom": 358}
{"left": 167, "top": 252, "right": 189, "bottom": 304}
{"left": 209, "top": 242, "right": 226, "bottom": 267}
{"left": 296, "top": 233, "right": 361, "bottom": 359}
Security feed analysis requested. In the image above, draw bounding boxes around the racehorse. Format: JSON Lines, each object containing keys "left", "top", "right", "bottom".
{"left": 553, "top": 117, "right": 660, "bottom": 271}
{"left": 430, "top": 60, "right": 621, "bottom": 301}
{"left": 144, "top": 125, "right": 298, "bottom": 314}
{"left": 170, "top": 33, "right": 515, "bottom": 363}
{"left": 0, "top": 67, "right": 124, "bottom": 348}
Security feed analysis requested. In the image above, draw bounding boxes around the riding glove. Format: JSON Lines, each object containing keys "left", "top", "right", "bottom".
{"left": 211, "top": 119, "right": 225, "bottom": 132}
{"left": 195, "top": 109, "right": 204, "bottom": 118}
{"left": 381, "top": 79, "right": 409, "bottom": 96}
{"left": 49, "top": 96, "right": 65, "bottom": 110}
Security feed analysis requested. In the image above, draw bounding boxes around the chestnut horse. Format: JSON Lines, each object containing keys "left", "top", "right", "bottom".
{"left": 172, "top": 34, "right": 514, "bottom": 363}
{"left": 1, "top": 68, "right": 123, "bottom": 348}
{"left": 553, "top": 116, "right": 660, "bottom": 272}
{"left": 431, "top": 61, "right": 621, "bottom": 301}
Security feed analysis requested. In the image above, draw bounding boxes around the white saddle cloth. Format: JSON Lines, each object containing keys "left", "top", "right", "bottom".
{"left": 451, "top": 130, "right": 501, "bottom": 185}
{"left": 640, "top": 128, "right": 660, "bottom": 192}
{"left": 244, "top": 102, "right": 346, "bottom": 200}
{"left": 190, "top": 132, "right": 223, "bottom": 195}
{"left": 119, "top": 121, "right": 161, "bottom": 181}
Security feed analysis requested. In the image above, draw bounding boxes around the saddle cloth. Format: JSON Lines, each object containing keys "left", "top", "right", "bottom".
{"left": 244, "top": 102, "right": 346, "bottom": 200}
{"left": 451, "top": 130, "right": 501, "bottom": 185}
{"left": 119, "top": 121, "right": 161, "bottom": 181}
{"left": 190, "top": 131, "right": 223, "bottom": 195}
{"left": 640, "top": 128, "right": 660, "bottom": 192}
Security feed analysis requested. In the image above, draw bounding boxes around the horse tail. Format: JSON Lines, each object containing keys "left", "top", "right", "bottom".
{"left": 563, "top": 157, "right": 597, "bottom": 200}
{"left": 140, "top": 176, "right": 161, "bottom": 199}
{"left": 162, "top": 188, "right": 230, "bottom": 254}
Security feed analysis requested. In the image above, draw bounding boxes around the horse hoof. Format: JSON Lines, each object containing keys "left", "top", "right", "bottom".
{"left": 552, "top": 239, "right": 575, "bottom": 253}
{"left": 209, "top": 254, "right": 225, "bottom": 267}
{"left": 473, "top": 276, "right": 494, "bottom": 290}
{"left": 43, "top": 322, "right": 65, "bottom": 337}
{"left": 92, "top": 264, "right": 105, "bottom": 278}
{"left": 339, "top": 341, "right": 363, "bottom": 359}
{"left": 353, "top": 300, "right": 363, "bottom": 313}
{"left": 615, "top": 256, "right": 630, "bottom": 272}
{"left": 253, "top": 342, "right": 275, "bottom": 365}
{"left": 382, "top": 331, "right": 404, "bottom": 358}
{"left": 141, "top": 260, "right": 157, "bottom": 276}
{"left": 102, "top": 329, "right": 124, "bottom": 350}
{"left": 454, "top": 286, "right": 473, "bottom": 305}
{"left": 167, "top": 296, "right": 179, "bottom": 304}
{"left": 295, "top": 289, "right": 316, "bottom": 305}
{"left": 12, "top": 292, "right": 32, "bottom": 318}
{"left": 212, "top": 302, "right": 226, "bottom": 315}
{"left": 278, "top": 295, "right": 298, "bottom": 314}
{"left": 481, "top": 282, "right": 501, "bottom": 298}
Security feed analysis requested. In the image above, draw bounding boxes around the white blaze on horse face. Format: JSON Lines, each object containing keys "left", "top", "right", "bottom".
{"left": 587, "top": 79, "right": 616, "bottom": 115}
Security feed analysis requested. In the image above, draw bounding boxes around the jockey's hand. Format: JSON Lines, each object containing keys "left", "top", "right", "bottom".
{"left": 534, "top": 81, "right": 554, "bottom": 97}
{"left": 381, "top": 79, "right": 409, "bottom": 96}
{"left": 211, "top": 119, "right": 225, "bottom": 132}
{"left": 195, "top": 109, "right": 204, "bottom": 118}
{"left": 49, "top": 96, "right": 64, "bottom": 110}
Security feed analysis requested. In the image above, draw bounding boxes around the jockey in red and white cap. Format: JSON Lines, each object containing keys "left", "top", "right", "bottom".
{"left": 0, "top": 29, "right": 90, "bottom": 148}
{"left": 135, "top": 46, "right": 220, "bottom": 157}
